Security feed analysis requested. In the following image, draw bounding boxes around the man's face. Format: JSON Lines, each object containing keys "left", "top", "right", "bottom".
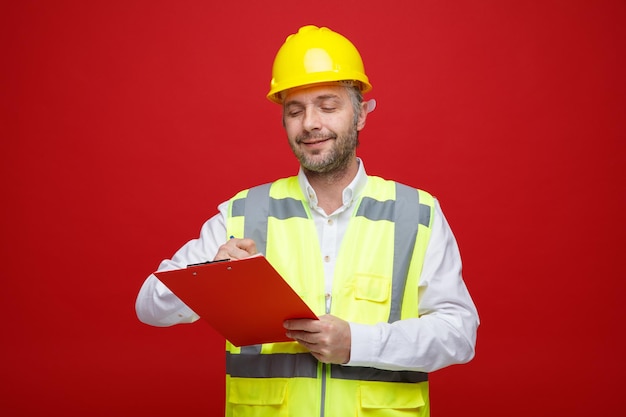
{"left": 282, "top": 84, "right": 366, "bottom": 174}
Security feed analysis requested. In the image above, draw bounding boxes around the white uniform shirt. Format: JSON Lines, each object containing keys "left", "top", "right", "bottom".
{"left": 136, "top": 159, "right": 479, "bottom": 373}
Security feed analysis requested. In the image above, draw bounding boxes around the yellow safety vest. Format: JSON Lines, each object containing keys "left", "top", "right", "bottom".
{"left": 224, "top": 175, "right": 434, "bottom": 417}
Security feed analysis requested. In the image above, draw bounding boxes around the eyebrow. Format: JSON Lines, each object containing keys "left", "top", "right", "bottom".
{"left": 284, "top": 94, "right": 342, "bottom": 108}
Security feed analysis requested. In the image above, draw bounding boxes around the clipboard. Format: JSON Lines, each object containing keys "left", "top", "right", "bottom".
{"left": 154, "top": 255, "right": 318, "bottom": 346}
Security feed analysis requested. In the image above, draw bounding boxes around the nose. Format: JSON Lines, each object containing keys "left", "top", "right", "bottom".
{"left": 302, "top": 107, "right": 322, "bottom": 132}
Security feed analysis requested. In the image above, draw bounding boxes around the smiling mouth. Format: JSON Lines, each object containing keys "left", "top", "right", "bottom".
{"left": 298, "top": 135, "right": 334, "bottom": 145}
{"left": 302, "top": 138, "right": 329, "bottom": 145}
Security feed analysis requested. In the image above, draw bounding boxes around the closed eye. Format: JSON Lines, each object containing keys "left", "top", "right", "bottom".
{"left": 287, "top": 110, "right": 303, "bottom": 117}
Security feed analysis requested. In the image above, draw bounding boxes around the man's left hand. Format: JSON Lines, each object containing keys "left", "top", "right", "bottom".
{"left": 284, "top": 314, "right": 351, "bottom": 364}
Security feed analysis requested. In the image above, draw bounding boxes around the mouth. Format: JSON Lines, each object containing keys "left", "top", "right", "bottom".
{"left": 302, "top": 138, "right": 329, "bottom": 146}
{"left": 297, "top": 135, "right": 335, "bottom": 146}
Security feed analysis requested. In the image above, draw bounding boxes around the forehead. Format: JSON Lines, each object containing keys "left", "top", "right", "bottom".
{"left": 283, "top": 84, "right": 349, "bottom": 105}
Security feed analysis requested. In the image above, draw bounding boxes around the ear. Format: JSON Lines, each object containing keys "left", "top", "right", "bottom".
{"left": 356, "top": 100, "right": 368, "bottom": 131}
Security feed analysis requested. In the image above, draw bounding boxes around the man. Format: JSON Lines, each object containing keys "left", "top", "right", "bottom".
{"left": 136, "top": 25, "right": 479, "bottom": 416}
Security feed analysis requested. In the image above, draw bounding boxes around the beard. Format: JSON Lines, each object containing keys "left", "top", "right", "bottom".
{"left": 290, "top": 124, "right": 359, "bottom": 174}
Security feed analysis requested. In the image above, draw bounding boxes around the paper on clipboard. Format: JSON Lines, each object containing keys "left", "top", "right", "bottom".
{"left": 154, "top": 255, "right": 318, "bottom": 347}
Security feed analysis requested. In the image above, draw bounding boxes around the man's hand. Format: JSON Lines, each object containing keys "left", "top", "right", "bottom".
{"left": 213, "top": 237, "right": 257, "bottom": 261}
{"left": 284, "top": 314, "right": 351, "bottom": 364}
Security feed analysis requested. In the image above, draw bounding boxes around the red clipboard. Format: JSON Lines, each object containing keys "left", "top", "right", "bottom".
{"left": 154, "top": 255, "right": 318, "bottom": 346}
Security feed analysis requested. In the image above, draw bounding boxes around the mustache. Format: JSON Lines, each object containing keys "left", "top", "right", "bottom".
{"left": 296, "top": 132, "right": 337, "bottom": 143}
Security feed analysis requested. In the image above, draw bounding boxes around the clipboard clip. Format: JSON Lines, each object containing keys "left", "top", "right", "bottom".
{"left": 187, "top": 259, "right": 230, "bottom": 268}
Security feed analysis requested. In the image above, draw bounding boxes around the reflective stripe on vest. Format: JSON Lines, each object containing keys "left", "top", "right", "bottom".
{"left": 226, "top": 351, "right": 428, "bottom": 383}
{"left": 225, "top": 177, "right": 432, "bottom": 384}
{"left": 231, "top": 182, "right": 309, "bottom": 256}
{"left": 356, "top": 183, "right": 431, "bottom": 323}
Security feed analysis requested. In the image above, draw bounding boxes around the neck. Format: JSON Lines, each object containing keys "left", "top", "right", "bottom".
{"left": 303, "top": 158, "right": 358, "bottom": 214}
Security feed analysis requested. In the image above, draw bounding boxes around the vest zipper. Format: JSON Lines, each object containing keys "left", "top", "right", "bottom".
{"left": 321, "top": 294, "right": 331, "bottom": 416}
{"left": 320, "top": 361, "right": 328, "bottom": 417}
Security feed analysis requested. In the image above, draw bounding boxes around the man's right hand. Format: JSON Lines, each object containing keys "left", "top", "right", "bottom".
{"left": 213, "top": 237, "right": 258, "bottom": 261}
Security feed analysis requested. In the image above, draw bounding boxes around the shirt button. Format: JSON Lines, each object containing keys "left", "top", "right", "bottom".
{"left": 327, "top": 218, "right": 334, "bottom": 226}
{"left": 323, "top": 255, "right": 330, "bottom": 263}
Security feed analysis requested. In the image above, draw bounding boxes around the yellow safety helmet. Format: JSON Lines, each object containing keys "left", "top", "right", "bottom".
{"left": 267, "top": 25, "right": 373, "bottom": 104}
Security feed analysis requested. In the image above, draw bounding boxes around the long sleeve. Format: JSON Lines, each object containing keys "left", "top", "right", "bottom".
{"left": 135, "top": 204, "right": 229, "bottom": 327}
{"left": 347, "top": 199, "right": 479, "bottom": 372}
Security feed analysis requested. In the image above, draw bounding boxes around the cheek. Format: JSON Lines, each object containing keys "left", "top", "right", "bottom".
{"left": 284, "top": 120, "right": 301, "bottom": 138}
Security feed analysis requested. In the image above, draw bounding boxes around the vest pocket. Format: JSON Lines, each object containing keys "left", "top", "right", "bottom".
{"left": 354, "top": 274, "right": 390, "bottom": 302}
{"left": 345, "top": 274, "right": 391, "bottom": 323}
{"left": 229, "top": 378, "right": 288, "bottom": 417}
{"left": 358, "top": 381, "right": 427, "bottom": 416}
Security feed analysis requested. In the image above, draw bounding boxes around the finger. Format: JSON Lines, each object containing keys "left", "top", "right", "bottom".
{"left": 214, "top": 238, "right": 258, "bottom": 261}
{"left": 232, "top": 238, "right": 257, "bottom": 255}
{"left": 293, "top": 335, "right": 318, "bottom": 351}
{"left": 213, "top": 247, "right": 231, "bottom": 261}
{"left": 286, "top": 330, "right": 308, "bottom": 342}
{"left": 228, "top": 246, "right": 254, "bottom": 260}
{"left": 284, "top": 318, "right": 320, "bottom": 332}
{"left": 213, "top": 245, "right": 245, "bottom": 261}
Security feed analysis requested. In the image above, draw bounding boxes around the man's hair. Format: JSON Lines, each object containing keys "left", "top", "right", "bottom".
{"left": 346, "top": 85, "right": 364, "bottom": 127}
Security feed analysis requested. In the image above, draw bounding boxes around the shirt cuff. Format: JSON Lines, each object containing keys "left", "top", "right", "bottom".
{"left": 346, "top": 321, "right": 377, "bottom": 366}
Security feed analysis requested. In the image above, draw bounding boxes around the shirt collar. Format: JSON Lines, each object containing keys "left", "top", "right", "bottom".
{"left": 297, "top": 158, "right": 368, "bottom": 212}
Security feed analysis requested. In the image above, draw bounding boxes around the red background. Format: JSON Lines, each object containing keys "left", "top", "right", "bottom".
{"left": 2, "top": 1, "right": 625, "bottom": 415}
